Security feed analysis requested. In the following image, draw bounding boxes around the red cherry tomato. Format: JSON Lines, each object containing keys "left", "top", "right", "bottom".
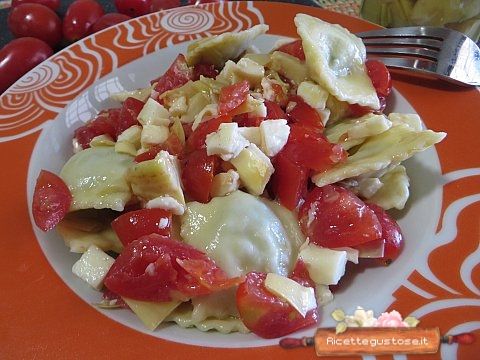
{"left": 7, "top": 4, "right": 62, "bottom": 48}
{"left": 152, "top": 54, "right": 192, "bottom": 97}
{"left": 63, "top": 0, "right": 105, "bottom": 42}
{"left": 299, "top": 185, "right": 382, "bottom": 248}
{"left": 115, "top": 0, "right": 153, "bottom": 17}
{"left": 192, "top": 62, "right": 218, "bottom": 81}
{"left": 290, "top": 259, "right": 315, "bottom": 288}
{"left": 11, "top": 0, "right": 60, "bottom": 11}
{"left": 277, "top": 39, "right": 305, "bottom": 61}
{"left": 90, "top": 13, "right": 131, "bottom": 33}
{"left": 233, "top": 113, "right": 264, "bottom": 127}
{"left": 150, "top": 0, "right": 181, "bottom": 12}
{"left": 287, "top": 96, "right": 324, "bottom": 130}
{"left": 111, "top": 208, "right": 172, "bottom": 246}
{"left": 0, "top": 37, "right": 52, "bottom": 94}
{"left": 281, "top": 124, "right": 346, "bottom": 172}
{"left": 104, "top": 234, "right": 240, "bottom": 302}
{"left": 271, "top": 151, "right": 308, "bottom": 210}
{"left": 236, "top": 272, "right": 318, "bottom": 339}
{"left": 134, "top": 133, "right": 183, "bottom": 161}
{"left": 182, "top": 148, "right": 218, "bottom": 203}
{"left": 264, "top": 100, "right": 286, "bottom": 120}
{"left": 185, "top": 115, "right": 231, "bottom": 152}
{"left": 218, "top": 80, "right": 250, "bottom": 115}
{"left": 366, "top": 203, "right": 404, "bottom": 265}
{"left": 32, "top": 170, "right": 72, "bottom": 232}
{"left": 73, "top": 97, "right": 143, "bottom": 149}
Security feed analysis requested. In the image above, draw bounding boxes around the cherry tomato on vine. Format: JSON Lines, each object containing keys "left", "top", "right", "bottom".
{"left": 115, "top": 0, "right": 152, "bottom": 17}
{"left": 0, "top": 37, "right": 52, "bottom": 94}
{"left": 11, "top": 0, "right": 60, "bottom": 11}
{"left": 8, "top": 3, "right": 62, "bottom": 48}
{"left": 90, "top": 13, "right": 132, "bottom": 33}
{"left": 63, "top": 0, "right": 105, "bottom": 42}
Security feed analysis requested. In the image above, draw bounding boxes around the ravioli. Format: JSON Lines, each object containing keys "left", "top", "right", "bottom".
{"left": 325, "top": 113, "right": 392, "bottom": 150}
{"left": 60, "top": 147, "right": 134, "bottom": 212}
{"left": 295, "top": 14, "right": 380, "bottom": 109}
{"left": 180, "top": 190, "right": 297, "bottom": 278}
{"left": 186, "top": 24, "right": 269, "bottom": 68}
{"left": 312, "top": 124, "right": 446, "bottom": 187}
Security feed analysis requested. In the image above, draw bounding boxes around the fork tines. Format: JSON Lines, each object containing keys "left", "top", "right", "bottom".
{"left": 356, "top": 26, "right": 480, "bottom": 86}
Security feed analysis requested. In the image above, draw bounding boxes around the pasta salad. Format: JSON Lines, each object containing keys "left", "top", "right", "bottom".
{"left": 31, "top": 14, "right": 446, "bottom": 339}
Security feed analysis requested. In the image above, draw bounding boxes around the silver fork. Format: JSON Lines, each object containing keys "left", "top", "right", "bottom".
{"left": 356, "top": 27, "right": 480, "bottom": 86}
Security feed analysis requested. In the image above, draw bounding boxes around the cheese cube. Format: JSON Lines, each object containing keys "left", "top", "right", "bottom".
{"left": 259, "top": 119, "right": 290, "bottom": 157}
{"left": 205, "top": 123, "right": 249, "bottom": 161}
{"left": 210, "top": 170, "right": 240, "bottom": 197}
{"left": 146, "top": 195, "right": 186, "bottom": 215}
{"left": 238, "top": 126, "right": 261, "bottom": 146}
{"left": 264, "top": 273, "right": 317, "bottom": 317}
{"left": 123, "top": 298, "right": 181, "bottom": 331}
{"left": 141, "top": 124, "right": 169, "bottom": 148}
{"left": 299, "top": 244, "right": 348, "bottom": 285}
{"left": 72, "top": 245, "right": 115, "bottom": 290}
{"left": 192, "top": 104, "right": 218, "bottom": 131}
{"left": 297, "top": 81, "right": 329, "bottom": 110}
{"left": 230, "top": 143, "right": 274, "bottom": 196}
{"left": 169, "top": 96, "right": 188, "bottom": 117}
{"left": 137, "top": 98, "right": 170, "bottom": 126}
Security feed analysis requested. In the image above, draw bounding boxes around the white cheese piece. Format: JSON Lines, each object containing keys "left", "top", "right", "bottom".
{"left": 259, "top": 119, "right": 290, "bottom": 157}
{"left": 146, "top": 195, "right": 186, "bottom": 215}
{"left": 230, "top": 143, "right": 274, "bottom": 196}
{"left": 123, "top": 298, "right": 181, "bottom": 331}
{"left": 357, "top": 177, "right": 383, "bottom": 198}
{"left": 205, "top": 122, "right": 250, "bottom": 161}
{"left": 117, "top": 125, "right": 142, "bottom": 144}
{"left": 331, "top": 247, "right": 359, "bottom": 264}
{"left": 140, "top": 124, "right": 169, "bottom": 148}
{"left": 315, "top": 284, "right": 334, "bottom": 306}
{"left": 137, "top": 98, "right": 170, "bottom": 126}
{"left": 264, "top": 273, "right": 317, "bottom": 317}
{"left": 297, "top": 81, "right": 329, "bottom": 110}
{"left": 295, "top": 14, "right": 380, "bottom": 109}
{"left": 90, "top": 134, "right": 115, "bottom": 148}
{"left": 110, "top": 85, "right": 154, "bottom": 103}
{"left": 368, "top": 164, "right": 410, "bottom": 210}
{"left": 299, "top": 244, "right": 348, "bottom": 285}
{"left": 210, "top": 170, "right": 241, "bottom": 197}
{"left": 238, "top": 126, "right": 261, "bottom": 146}
{"left": 72, "top": 245, "right": 115, "bottom": 290}
{"left": 180, "top": 191, "right": 294, "bottom": 277}
{"left": 217, "top": 58, "right": 265, "bottom": 87}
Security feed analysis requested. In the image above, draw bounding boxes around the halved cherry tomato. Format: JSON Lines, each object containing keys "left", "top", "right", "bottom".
{"left": 277, "top": 39, "right": 305, "bottom": 61}
{"left": 114, "top": 0, "right": 152, "bottom": 17}
{"left": 182, "top": 148, "right": 218, "bottom": 203}
{"left": 299, "top": 185, "right": 382, "bottom": 248}
{"left": 192, "top": 63, "right": 218, "bottom": 80}
{"left": 185, "top": 115, "right": 231, "bottom": 152}
{"left": 287, "top": 96, "right": 323, "bottom": 130}
{"left": 111, "top": 208, "right": 172, "bottom": 246}
{"left": 117, "top": 97, "right": 144, "bottom": 136}
{"left": 281, "top": 124, "right": 346, "bottom": 172}
{"left": 236, "top": 272, "right": 318, "bottom": 339}
{"left": 264, "top": 100, "right": 286, "bottom": 120}
{"left": 366, "top": 203, "right": 404, "bottom": 265}
{"left": 218, "top": 80, "right": 250, "bottom": 115}
{"left": 104, "top": 234, "right": 239, "bottom": 302}
{"left": 32, "top": 170, "right": 72, "bottom": 231}
{"left": 73, "top": 97, "right": 143, "bottom": 149}
{"left": 233, "top": 113, "right": 263, "bottom": 127}
{"left": 63, "top": 0, "right": 105, "bottom": 42}
{"left": 0, "top": 37, "right": 52, "bottom": 94}
{"left": 11, "top": 0, "right": 60, "bottom": 11}
{"left": 8, "top": 3, "right": 62, "bottom": 48}
{"left": 153, "top": 54, "right": 192, "bottom": 97}
{"left": 150, "top": 0, "right": 181, "bottom": 12}
{"left": 90, "top": 13, "right": 132, "bottom": 33}
{"left": 271, "top": 151, "right": 308, "bottom": 210}
{"left": 134, "top": 133, "right": 183, "bottom": 161}
{"left": 290, "top": 259, "right": 315, "bottom": 288}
